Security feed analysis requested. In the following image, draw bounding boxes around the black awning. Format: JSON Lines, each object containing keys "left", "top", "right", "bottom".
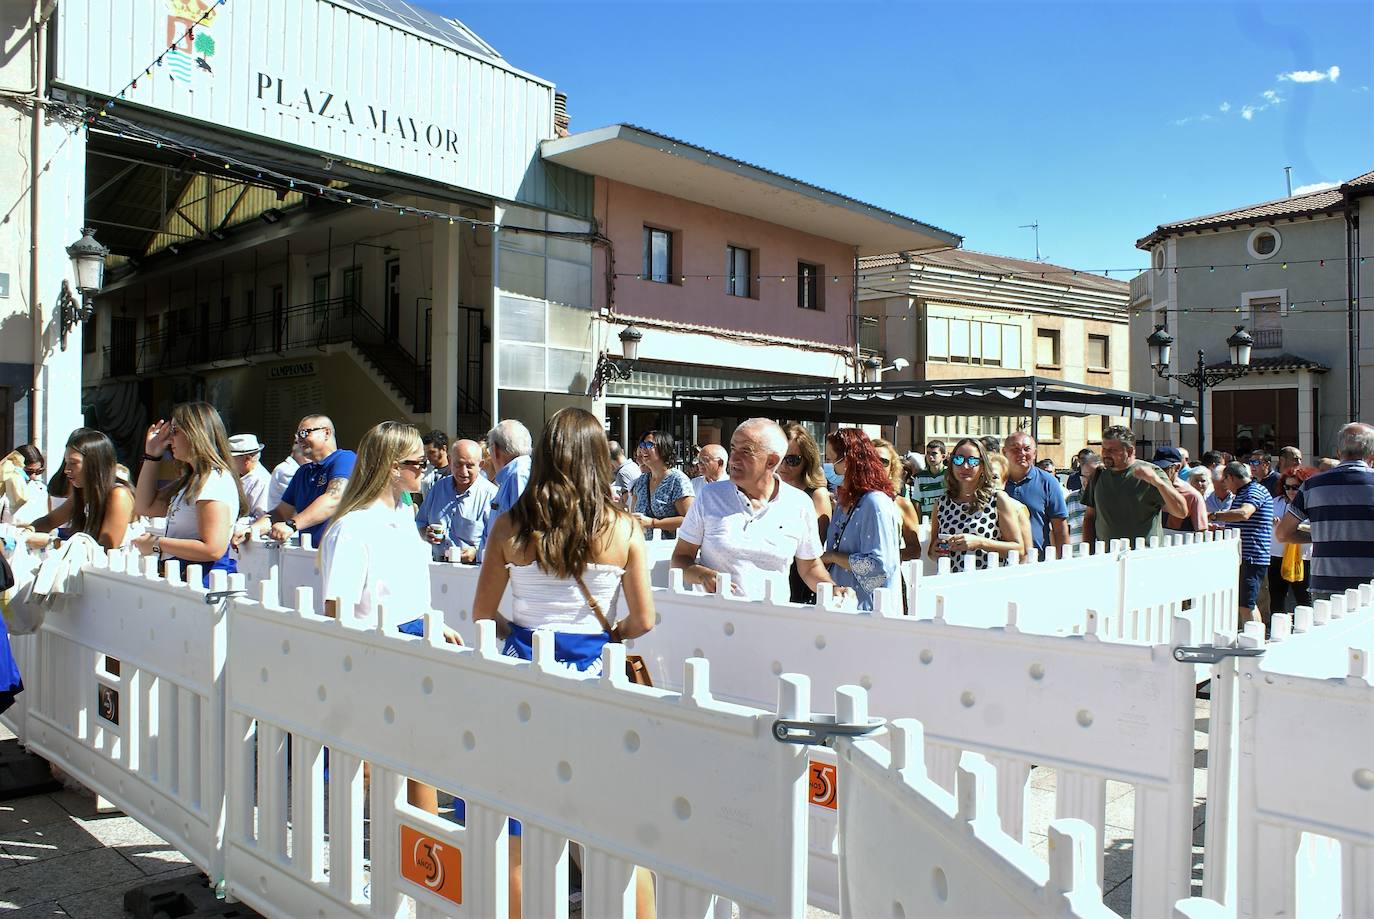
{"left": 672, "top": 375, "right": 1196, "bottom": 427}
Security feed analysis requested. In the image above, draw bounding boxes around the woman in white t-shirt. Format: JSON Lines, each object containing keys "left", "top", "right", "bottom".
{"left": 132, "top": 402, "right": 245, "bottom": 587}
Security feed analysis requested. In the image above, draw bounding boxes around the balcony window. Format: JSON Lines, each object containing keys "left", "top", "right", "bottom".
{"left": 643, "top": 227, "right": 672, "bottom": 284}
{"left": 1036, "top": 328, "right": 1061, "bottom": 368}
{"left": 726, "top": 245, "right": 751, "bottom": 298}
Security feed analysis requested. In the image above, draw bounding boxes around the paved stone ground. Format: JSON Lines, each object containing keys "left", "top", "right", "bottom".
{"left": 0, "top": 700, "right": 1213, "bottom": 917}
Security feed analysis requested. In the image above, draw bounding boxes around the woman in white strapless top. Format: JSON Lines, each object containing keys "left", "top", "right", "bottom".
{"left": 474, "top": 407, "right": 655, "bottom": 674}
{"left": 472, "top": 407, "right": 657, "bottom": 919}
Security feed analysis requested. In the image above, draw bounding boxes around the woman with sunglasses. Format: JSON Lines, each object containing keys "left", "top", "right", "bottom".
{"left": 25, "top": 429, "right": 133, "bottom": 549}
{"left": 779, "top": 423, "right": 832, "bottom": 604}
{"left": 821, "top": 429, "right": 901, "bottom": 611}
{"left": 0, "top": 445, "right": 46, "bottom": 525}
{"left": 627, "top": 429, "right": 694, "bottom": 537}
{"left": 132, "top": 403, "right": 246, "bottom": 586}
{"left": 928, "top": 437, "right": 1026, "bottom": 572}
{"left": 1268, "top": 464, "right": 1317, "bottom": 614}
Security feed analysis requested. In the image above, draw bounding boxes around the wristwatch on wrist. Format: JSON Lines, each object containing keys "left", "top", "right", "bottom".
{"left": 151, "top": 535, "right": 162, "bottom": 556}
{"left": 283, "top": 519, "right": 299, "bottom": 532}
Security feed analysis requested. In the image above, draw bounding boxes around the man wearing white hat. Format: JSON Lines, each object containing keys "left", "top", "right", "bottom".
{"left": 229, "top": 434, "right": 273, "bottom": 519}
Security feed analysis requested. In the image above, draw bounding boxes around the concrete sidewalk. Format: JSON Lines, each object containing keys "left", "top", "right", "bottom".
{"left": 0, "top": 725, "right": 198, "bottom": 917}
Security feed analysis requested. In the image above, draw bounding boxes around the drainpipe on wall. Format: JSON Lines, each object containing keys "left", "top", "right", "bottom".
{"left": 27, "top": 0, "right": 48, "bottom": 445}
{"left": 1346, "top": 198, "right": 1360, "bottom": 422}
{"left": 850, "top": 247, "right": 860, "bottom": 382}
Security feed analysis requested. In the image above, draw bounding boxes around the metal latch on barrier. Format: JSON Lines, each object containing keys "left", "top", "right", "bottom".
{"left": 1172, "top": 644, "right": 1266, "bottom": 664}
{"left": 205, "top": 589, "right": 248, "bottom": 606}
{"left": 772, "top": 715, "right": 886, "bottom": 746}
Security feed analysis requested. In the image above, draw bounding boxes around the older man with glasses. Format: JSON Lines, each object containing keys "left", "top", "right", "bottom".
{"left": 1248, "top": 450, "right": 1281, "bottom": 498}
{"left": 246, "top": 414, "right": 356, "bottom": 547}
{"left": 690, "top": 443, "right": 728, "bottom": 494}
{"left": 672, "top": 418, "right": 847, "bottom": 603}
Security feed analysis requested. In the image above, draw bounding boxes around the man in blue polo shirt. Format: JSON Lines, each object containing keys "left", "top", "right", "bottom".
{"left": 416, "top": 439, "right": 496, "bottom": 562}
{"left": 1211, "top": 460, "right": 1273, "bottom": 628}
{"left": 247, "top": 414, "right": 357, "bottom": 549}
{"left": 1002, "top": 432, "right": 1068, "bottom": 557}
{"left": 1277, "top": 422, "right": 1374, "bottom": 601}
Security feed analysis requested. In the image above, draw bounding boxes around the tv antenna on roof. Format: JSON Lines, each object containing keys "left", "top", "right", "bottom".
{"left": 1019, "top": 220, "right": 1043, "bottom": 262}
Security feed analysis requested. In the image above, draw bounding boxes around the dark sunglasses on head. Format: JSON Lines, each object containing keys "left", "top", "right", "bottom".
{"left": 782, "top": 454, "right": 803, "bottom": 467}
{"left": 951, "top": 455, "right": 982, "bottom": 468}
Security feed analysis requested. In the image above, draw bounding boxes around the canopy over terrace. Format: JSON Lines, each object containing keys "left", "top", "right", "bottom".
{"left": 671, "top": 375, "right": 1197, "bottom": 435}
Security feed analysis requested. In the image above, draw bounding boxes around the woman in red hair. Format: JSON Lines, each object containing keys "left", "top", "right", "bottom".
{"left": 822, "top": 429, "right": 901, "bottom": 610}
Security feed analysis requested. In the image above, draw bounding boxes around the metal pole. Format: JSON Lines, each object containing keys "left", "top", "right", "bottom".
{"left": 1196, "top": 349, "right": 1208, "bottom": 457}
{"left": 1030, "top": 376, "right": 1038, "bottom": 438}
{"left": 824, "top": 386, "right": 833, "bottom": 433}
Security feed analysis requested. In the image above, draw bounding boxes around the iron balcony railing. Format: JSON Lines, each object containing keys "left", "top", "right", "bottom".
{"left": 1252, "top": 327, "right": 1282, "bottom": 350}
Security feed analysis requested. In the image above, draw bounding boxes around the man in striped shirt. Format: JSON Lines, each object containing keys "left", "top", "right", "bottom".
{"left": 1276, "top": 423, "right": 1374, "bottom": 601}
{"left": 1211, "top": 461, "right": 1273, "bottom": 628}
{"left": 913, "top": 440, "right": 947, "bottom": 518}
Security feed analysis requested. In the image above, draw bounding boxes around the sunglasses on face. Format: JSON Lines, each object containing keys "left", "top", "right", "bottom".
{"left": 1247, "top": 460, "right": 1263, "bottom": 466}
{"left": 24, "top": 465, "right": 44, "bottom": 476}
{"left": 782, "top": 454, "right": 803, "bottom": 467}
{"left": 638, "top": 440, "right": 655, "bottom": 451}
{"left": 297, "top": 426, "right": 327, "bottom": 441}
{"left": 1283, "top": 483, "right": 1300, "bottom": 492}
{"left": 951, "top": 454, "right": 982, "bottom": 468}
{"left": 397, "top": 458, "right": 426, "bottom": 470}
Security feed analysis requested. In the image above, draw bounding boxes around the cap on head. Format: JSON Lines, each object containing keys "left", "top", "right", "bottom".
{"left": 1151, "top": 446, "right": 1183, "bottom": 469}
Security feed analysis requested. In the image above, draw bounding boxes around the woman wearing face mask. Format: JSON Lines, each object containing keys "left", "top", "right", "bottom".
{"left": 131, "top": 402, "right": 245, "bottom": 586}
{"left": 872, "top": 436, "right": 924, "bottom": 561}
{"left": 822, "top": 429, "right": 902, "bottom": 611}
{"left": 928, "top": 437, "right": 1026, "bottom": 572}
{"left": 26, "top": 429, "right": 134, "bottom": 548}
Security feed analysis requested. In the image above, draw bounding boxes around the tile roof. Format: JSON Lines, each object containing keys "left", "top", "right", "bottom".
{"left": 859, "top": 247, "right": 1129, "bottom": 294}
{"left": 1205, "top": 353, "right": 1330, "bottom": 374}
{"left": 1344, "top": 170, "right": 1374, "bottom": 192}
{"left": 1136, "top": 187, "right": 1345, "bottom": 249}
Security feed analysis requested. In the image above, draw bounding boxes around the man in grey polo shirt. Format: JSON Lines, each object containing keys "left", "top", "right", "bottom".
{"left": 671, "top": 418, "right": 846, "bottom": 602}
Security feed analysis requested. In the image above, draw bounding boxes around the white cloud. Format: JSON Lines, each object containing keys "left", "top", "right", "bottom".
{"left": 1219, "top": 101, "right": 1231, "bottom": 112}
{"left": 1262, "top": 89, "right": 1281, "bottom": 103}
{"left": 1241, "top": 106, "right": 1256, "bottom": 120}
{"left": 1280, "top": 65, "right": 1341, "bottom": 83}
{"left": 1292, "top": 181, "right": 1338, "bottom": 195}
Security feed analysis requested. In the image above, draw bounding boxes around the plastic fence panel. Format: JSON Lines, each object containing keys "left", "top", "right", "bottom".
{"left": 222, "top": 587, "right": 811, "bottom": 918}
{"left": 835, "top": 712, "right": 1119, "bottom": 918}
{"left": 23, "top": 554, "right": 229, "bottom": 880}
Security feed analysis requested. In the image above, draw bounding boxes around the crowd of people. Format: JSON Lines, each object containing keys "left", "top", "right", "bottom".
{"left": 5, "top": 411, "right": 1374, "bottom": 641}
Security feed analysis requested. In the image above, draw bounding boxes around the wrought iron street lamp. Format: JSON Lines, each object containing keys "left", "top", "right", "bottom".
{"left": 587, "top": 324, "right": 643, "bottom": 398}
{"left": 1147, "top": 324, "right": 1254, "bottom": 456}
{"left": 58, "top": 227, "right": 108, "bottom": 351}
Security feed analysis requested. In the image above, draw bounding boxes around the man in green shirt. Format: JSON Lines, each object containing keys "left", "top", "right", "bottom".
{"left": 913, "top": 440, "right": 947, "bottom": 518}
{"left": 1082, "top": 426, "right": 1187, "bottom": 546}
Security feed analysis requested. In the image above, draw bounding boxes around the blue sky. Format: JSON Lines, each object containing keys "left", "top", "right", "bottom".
{"left": 446, "top": 1, "right": 1372, "bottom": 274}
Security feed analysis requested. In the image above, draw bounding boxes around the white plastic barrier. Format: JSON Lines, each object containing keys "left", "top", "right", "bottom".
{"left": 836, "top": 712, "right": 1117, "bottom": 918}
{"left": 1177, "top": 585, "right": 1374, "bottom": 919}
{"left": 21, "top": 552, "right": 232, "bottom": 880}
{"left": 911, "top": 531, "right": 1240, "bottom": 648}
{"left": 632, "top": 579, "right": 1200, "bottom": 917}
{"left": 1, "top": 631, "right": 37, "bottom": 743}
{"left": 223, "top": 585, "right": 811, "bottom": 918}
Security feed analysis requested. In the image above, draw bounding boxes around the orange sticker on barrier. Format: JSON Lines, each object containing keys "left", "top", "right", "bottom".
{"left": 400, "top": 824, "right": 463, "bottom": 906}
{"left": 809, "top": 761, "right": 837, "bottom": 809}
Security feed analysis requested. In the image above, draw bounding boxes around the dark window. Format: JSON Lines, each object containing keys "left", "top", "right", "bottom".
{"left": 220, "top": 296, "right": 231, "bottom": 329}
{"left": 726, "top": 245, "right": 751, "bottom": 298}
{"left": 82, "top": 312, "right": 96, "bottom": 354}
{"left": 311, "top": 274, "right": 329, "bottom": 321}
{"left": 643, "top": 227, "right": 672, "bottom": 284}
{"left": 797, "top": 262, "right": 821, "bottom": 310}
{"left": 342, "top": 266, "right": 362, "bottom": 303}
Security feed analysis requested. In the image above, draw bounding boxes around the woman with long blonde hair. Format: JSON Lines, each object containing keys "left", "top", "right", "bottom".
{"left": 779, "top": 423, "right": 832, "bottom": 603}
{"left": 132, "top": 403, "right": 244, "bottom": 584}
{"left": 927, "top": 437, "right": 1025, "bottom": 571}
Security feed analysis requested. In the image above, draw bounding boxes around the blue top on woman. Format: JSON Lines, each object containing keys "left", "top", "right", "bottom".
{"left": 825, "top": 490, "right": 901, "bottom": 611}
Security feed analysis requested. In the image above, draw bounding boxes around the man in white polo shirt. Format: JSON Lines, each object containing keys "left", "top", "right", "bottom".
{"left": 672, "top": 417, "right": 847, "bottom": 602}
